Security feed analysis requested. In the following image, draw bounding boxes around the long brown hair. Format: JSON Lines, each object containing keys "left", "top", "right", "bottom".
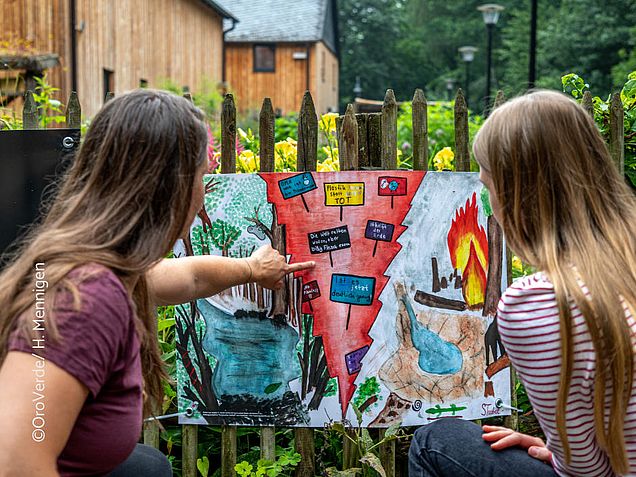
{"left": 0, "top": 89, "right": 208, "bottom": 415}
{"left": 473, "top": 90, "right": 636, "bottom": 473}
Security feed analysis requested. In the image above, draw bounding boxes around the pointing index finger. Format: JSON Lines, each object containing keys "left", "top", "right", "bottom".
{"left": 287, "top": 261, "right": 316, "bottom": 273}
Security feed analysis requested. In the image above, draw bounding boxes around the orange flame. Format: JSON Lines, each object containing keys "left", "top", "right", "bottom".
{"left": 447, "top": 193, "right": 488, "bottom": 308}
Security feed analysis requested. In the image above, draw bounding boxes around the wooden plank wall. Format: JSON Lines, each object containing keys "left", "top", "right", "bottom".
{"left": 225, "top": 43, "right": 311, "bottom": 115}
{"left": 0, "top": 0, "right": 72, "bottom": 106}
{"left": 225, "top": 41, "right": 339, "bottom": 115}
{"left": 1, "top": 0, "right": 224, "bottom": 118}
{"left": 74, "top": 0, "right": 224, "bottom": 117}
{"left": 313, "top": 41, "right": 339, "bottom": 114}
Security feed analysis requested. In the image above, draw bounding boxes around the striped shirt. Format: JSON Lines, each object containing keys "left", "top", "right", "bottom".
{"left": 498, "top": 272, "right": 636, "bottom": 477}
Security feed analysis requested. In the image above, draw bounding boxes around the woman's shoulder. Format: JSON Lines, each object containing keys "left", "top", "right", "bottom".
{"left": 61, "top": 262, "right": 133, "bottom": 316}
{"left": 497, "top": 272, "right": 559, "bottom": 327}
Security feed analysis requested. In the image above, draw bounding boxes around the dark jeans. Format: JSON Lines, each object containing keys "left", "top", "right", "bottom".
{"left": 409, "top": 419, "right": 558, "bottom": 477}
{"left": 107, "top": 443, "right": 173, "bottom": 477}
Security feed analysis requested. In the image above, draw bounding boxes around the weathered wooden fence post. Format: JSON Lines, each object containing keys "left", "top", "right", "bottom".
{"left": 581, "top": 91, "right": 594, "bottom": 117}
{"left": 219, "top": 93, "right": 239, "bottom": 477}
{"left": 367, "top": 113, "right": 382, "bottom": 169}
{"left": 258, "top": 96, "right": 277, "bottom": 462}
{"left": 23, "top": 91, "right": 38, "bottom": 129}
{"left": 412, "top": 89, "right": 428, "bottom": 171}
{"left": 178, "top": 91, "right": 200, "bottom": 477}
{"left": 381, "top": 89, "right": 398, "bottom": 169}
{"left": 356, "top": 113, "right": 369, "bottom": 168}
{"left": 340, "top": 104, "right": 358, "bottom": 170}
{"left": 609, "top": 92, "right": 624, "bottom": 172}
{"left": 65, "top": 92, "right": 81, "bottom": 129}
{"left": 294, "top": 91, "right": 318, "bottom": 477}
{"left": 298, "top": 91, "right": 318, "bottom": 172}
{"left": 454, "top": 89, "right": 470, "bottom": 172}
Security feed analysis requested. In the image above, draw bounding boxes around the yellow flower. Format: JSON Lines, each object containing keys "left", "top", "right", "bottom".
{"left": 433, "top": 147, "right": 455, "bottom": 171}
{"left": 512, "top": 256, "right": 523, "bottom": 274}
{"left": 319, "top": 112, "right": 339, "bottom": 134}
{"left": 237, "top": 150, "right": 259, "bottom": 173}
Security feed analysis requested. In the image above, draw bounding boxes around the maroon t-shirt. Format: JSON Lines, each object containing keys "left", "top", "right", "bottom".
{"left": 8, "top": 264, "right": 143, "bottom": 476}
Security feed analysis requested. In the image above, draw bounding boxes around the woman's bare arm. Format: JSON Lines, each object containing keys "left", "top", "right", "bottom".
{"left": 147, "top": 244, "right": 315, "bottom": 306}
{"left": 0, "top": 351, "right": 88, "bottom": 477}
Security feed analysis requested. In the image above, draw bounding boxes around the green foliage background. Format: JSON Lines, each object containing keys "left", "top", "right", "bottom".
{"left": 338, "top": 0, "right": 636, "bottom": 110}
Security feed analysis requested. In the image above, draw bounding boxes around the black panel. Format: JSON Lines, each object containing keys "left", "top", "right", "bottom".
{"left": 0, "top": 129, "right": 80, "bottom": 260}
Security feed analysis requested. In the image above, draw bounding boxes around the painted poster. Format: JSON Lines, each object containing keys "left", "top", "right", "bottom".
{"left": 174, "top": 171, "right": 511, "bottom": 427}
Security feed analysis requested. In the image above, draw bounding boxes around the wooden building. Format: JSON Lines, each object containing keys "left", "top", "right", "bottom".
{"left": 0, "top": 0, "right": 236, "bottom": 118}
{"left": 219, "top": 0, "right": 339, "bottom": 115}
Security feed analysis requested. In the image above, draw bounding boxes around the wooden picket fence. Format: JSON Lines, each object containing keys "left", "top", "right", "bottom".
{"left": 11, "top": 86, "right": 626, "bottom": 477}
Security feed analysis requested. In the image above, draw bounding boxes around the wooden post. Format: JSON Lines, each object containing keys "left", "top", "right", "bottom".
{"left": 609, "top": 92, "right": 624, "bottom": 172}
{"left": 340, "top": 104, "right": 359, "bottom": 171}
{"left": 182, "top": 425, "right": 198, "bottom": 477}
{"left": 23, "top": 91, "right": 38, "bottom": 129}
{"left": 143, "top": 415, "right": 160, "bottom": 450}
{"left": 222, "top": 94, "right": 237, "bottom": 174}
{"left": 342, "top": 431, "right": 358, "bottom": 469}
{"left": 356, "top": 113, "right": 369, "bottom": 168}
{"left": 260, "top": 427, "right": 276, "bottom": 461}
{"left": 179, "top": 91, "right": 200, "bottom": 477}
{"left": 221, "top": 426, "right": 237, "bottom": 477}
{"left": 493, "top": 90, "right": 505, "bottom": 112}
{"left": 142, "top": 428, "right": 160, "bottom": 449}
{"left": 220, "top": 93, "right": 238, "bottom": 477}
{"left": 259, "top": 98, "right": 275, "bottom": 172}
{"left": 381, "top": 89, "right": 398, "bottom": 169}
{"left": 582, "top": 91, "right": 594, "bottom": 117}
{"left": 379, "top": 93, "right": 399, "bottom": 470}
{"left": 379, "top": 429, "right": 396, "bottom": 477}
{"left": 412, "top": 89, "right": 428, "bottom": 171}
{"left": 65, "top": 92, "right": 81, "bottom": 129}
{"left": 367, "top": 113, "right": 382, "bottom": 168}
{"left": 454, "top": 89, "right": 470, "bottom": 172}
{"left": 294, "top": 103, "right": 317, "bottom": 476}
{"left": 298, "top": 91, "right": 318, "bottom": 172}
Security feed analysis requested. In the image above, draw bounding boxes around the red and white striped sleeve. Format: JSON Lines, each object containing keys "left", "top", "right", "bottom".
{"left": 497, "top": 273, "right": 616, "bottom": 477}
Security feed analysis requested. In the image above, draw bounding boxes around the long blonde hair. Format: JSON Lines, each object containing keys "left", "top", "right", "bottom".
{"left": 474, "top": 90, "right": 636, "bottom": 474}
{"left": 0, "top": 89, "right": 208, "bottom": 415}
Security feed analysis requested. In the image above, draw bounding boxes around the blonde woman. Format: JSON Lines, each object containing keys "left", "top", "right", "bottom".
{"left": 0, "top": 90, "right": 314, "bottom": 476}
{"left": 409, "top": 90, "right": 636, "bottom": 476}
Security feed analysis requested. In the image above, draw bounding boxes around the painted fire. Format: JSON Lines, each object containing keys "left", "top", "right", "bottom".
{"left": 447, "top": 193, "right": 488, "bottom": 309}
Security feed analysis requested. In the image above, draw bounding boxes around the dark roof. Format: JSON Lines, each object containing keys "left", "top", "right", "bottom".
{"left": 218, "top": 0, "right": 338, "bottom": 55}
{"left": 199, "top": 0, "right": 237, "bottom": 20}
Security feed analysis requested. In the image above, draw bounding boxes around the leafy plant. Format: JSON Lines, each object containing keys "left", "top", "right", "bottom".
{"left": 234, "top": 449, "right": 301, "bottom": 477}
{"left": 562, "top": 71, "right": 636, "bottom": 188}
{"left": 324, "top": 404, "right": 410, "bottom": 477}
{"left": 31, "top": 75, "right": 66, "bottom": 127}
{"left": 397, "top": 100, "right": 483, "bottom": 171}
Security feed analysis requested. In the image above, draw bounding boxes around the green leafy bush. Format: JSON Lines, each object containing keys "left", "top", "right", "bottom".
{"left": 562, "top": 71, "right": 636, "bottom": 188}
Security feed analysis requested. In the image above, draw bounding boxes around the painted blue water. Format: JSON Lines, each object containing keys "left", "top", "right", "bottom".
{"left": 198, "top": 299, "right": 301, "bottom": 399}
{"left": 402, "top": 296, "right": 463, "bottom": 375}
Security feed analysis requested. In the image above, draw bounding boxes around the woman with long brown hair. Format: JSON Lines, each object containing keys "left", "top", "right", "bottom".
{"left": 409, "top": 90, "right": 636, "bottom": 476}
{"left": 0, "top": 89, "right": 313, "bottom": 476}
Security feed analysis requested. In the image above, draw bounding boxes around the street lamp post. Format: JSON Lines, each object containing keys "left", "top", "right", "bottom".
{"left": 528, "top": 0, "right": 538, "bottom": 88}
{"left": 458, "top": 46, "right": 477, "bottom": 108}
{"left": 353, "top": 76, "right": 362, "bottom": 98}
{"left": 445, "top": 78, "right": 455, "bottom": 101}
{"left": 477, "top": 3, "right": 504, "bottom": 114}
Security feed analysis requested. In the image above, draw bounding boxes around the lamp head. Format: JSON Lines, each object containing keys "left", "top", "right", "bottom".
{"left": 477, "top": 3, "right": 504, "bottom": 25}
{"left": 458, "top": 46, "right": 478, "bottom": 62}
